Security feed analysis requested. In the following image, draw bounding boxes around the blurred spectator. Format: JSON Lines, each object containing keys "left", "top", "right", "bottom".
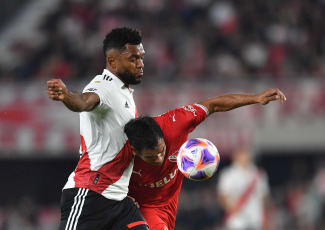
{"left": 217, "top": 147, "right": 270, "bottom": 230}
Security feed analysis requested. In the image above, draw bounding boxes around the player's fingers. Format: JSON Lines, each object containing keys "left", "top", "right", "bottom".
{"left": 274, "top": 88, "right": 286, "bottom": 103}
{"left": 277, "top": 90, "right": 286, "bottom": 102}
{"left": 47, "top": 80, "right": 54, "bottom": 85}
{"left": 48, "top": 85, "right": 63, "bottom": 93}
{"left": 268, "top": 95, "right": 280, "bottom": 102}
{"left": 47, "top": 90, "right": 63, "bottom": 100}
{"left": 47, "top": 89, "right": 59, "bottom": 96}
{"left": 127, "top": 196, "right": 140, "bottom": 208}
{"left": 47, "top": 82, "right": 59, "bottom": 90}
{"left": 127, "top": 196, "right": 135, "bottom": 202}
{"left": 47, "top": 80, "right": 59, "bottom": 87}
{"left": 260, "top": 95, "right": 277, "bottom": 104}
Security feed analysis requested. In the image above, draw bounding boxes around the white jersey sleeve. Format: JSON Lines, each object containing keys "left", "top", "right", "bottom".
{"left": 83, "top": 76, "right": 112, "bottom": 112}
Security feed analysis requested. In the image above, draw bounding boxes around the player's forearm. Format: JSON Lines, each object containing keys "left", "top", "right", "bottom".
{"left": 201, "top": 94, "right": 259, "bottom": 114}
{"left": 62, "top": 91, "right": 97, "bottom": 112}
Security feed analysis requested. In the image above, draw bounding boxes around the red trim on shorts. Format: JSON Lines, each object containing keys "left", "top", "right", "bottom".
{"left": 127, "top": 221, "right": 148, "bottom": 229}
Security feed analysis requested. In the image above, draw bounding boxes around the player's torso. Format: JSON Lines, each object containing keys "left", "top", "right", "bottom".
{"left": 64, "top": 70, "right": 137, "bottom": 200}
{"left": 225, "top": 166, "right": 262, "bottom": 197}
{"left": 80, "top": 72, "right": 136, "bottom": 169}
{"left": 129, "top": 115, "right": 189, "bottom": 206}
{"left": 224, "top": 166, "right": 266, "bottom": 227}
{"left": 129, "top": 104, "right": 208, "bottom": 206}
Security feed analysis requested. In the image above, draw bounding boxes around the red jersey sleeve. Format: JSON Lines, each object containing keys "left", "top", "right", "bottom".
{"left": 154, "top": 104, "right": 208, "bottom": 138}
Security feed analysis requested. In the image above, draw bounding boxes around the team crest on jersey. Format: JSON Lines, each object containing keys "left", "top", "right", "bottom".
{"left": 168, "top": 150, "right": 178, "bottom": 162}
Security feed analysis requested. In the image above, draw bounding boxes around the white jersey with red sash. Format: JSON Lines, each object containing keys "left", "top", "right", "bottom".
{"left": 63, "top": 69, "right": 138, "bottom": 201}
{"left": 218, "top": 164, "right": 269, "bottom": 229}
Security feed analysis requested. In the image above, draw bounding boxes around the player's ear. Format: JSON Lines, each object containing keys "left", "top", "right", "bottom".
{"left": 107, "top": 56, "right": 116, "bottom": 69}
{"left": 106, "top": 50, "right": 119, "bottom": 69}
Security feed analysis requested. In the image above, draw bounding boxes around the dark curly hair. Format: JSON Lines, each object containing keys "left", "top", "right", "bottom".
{"left": 103, "top": 26, "right": 143, "bottom": 58}
{"left": 124, "top": 116, "right": 164, "bottom": 151}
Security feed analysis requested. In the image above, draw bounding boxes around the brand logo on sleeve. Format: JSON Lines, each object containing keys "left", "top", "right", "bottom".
{"left": 86, "top": 88, "right": 97, "bottom": 92}
{"left": 182, "top": 105, "right": 197, "bottom": 116}
{"left": 103, "top": 75, "right": 113, "bottom": 81}
{"left": 125, "top": 102, "right": 129, "bottom": 108}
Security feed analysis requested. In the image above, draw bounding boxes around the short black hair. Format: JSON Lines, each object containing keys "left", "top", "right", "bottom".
{"left": 124, "top": 116, "right": 164, "bottom": 151}
{"left": 103, "top": 26, "right": 143, "bottom": 57}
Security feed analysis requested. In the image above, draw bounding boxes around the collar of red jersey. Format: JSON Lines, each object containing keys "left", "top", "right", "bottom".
{"left": 103, "top": 69, "right": 134, "bottom": 93}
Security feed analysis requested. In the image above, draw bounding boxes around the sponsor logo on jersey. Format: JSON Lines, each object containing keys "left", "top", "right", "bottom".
{"left": 139, "top": 168, "right": 178, "bottom": 188}
{"left": 182, "top": 105, "right": 197, "bottom": 116}
{"left": 168, "top": 150, "right": 178, "bottom": 162}
{"left": 86, "top": 88, "right": 97, "bottom": 92}
{"left": 94, "top": 81, "right": 102, "bottom": 83}
{"left": 125, "top": 102, "right": 129, "bottom": 108}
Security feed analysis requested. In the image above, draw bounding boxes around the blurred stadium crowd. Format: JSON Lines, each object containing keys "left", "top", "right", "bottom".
{"left": 0, "top": 0, "right": 325, "bottom": 82}
{"left": 0, "top": 0, "right": 325, "bottom": 229}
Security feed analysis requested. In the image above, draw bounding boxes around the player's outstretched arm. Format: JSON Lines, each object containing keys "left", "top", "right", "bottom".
{"left": 198, "top": 88, "right": 286, "bottom": 115}
{"left": 47, "top": 79, "right": 100, "bottom": 112}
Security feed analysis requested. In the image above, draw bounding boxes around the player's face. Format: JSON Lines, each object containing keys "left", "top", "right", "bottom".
{"left": 137, "top": 138, "right": 166, "bottom": 166}
{"left": 116, "top": 43, "right": 145, "bottom": 86}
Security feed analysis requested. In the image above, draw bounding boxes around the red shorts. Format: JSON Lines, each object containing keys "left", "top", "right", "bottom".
{"left": 140, "top": 197, "right": 178, "bottom": 230}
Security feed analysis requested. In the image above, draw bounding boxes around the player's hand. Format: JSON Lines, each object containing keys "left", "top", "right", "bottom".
{"left": 127, "top": 196, "right": 140, "bottom": 209}
{"left": 257, "top": 88, "right": 286, "bottom": 105}
{"left": 47, "top": 79, "right": 68, "bottom": 101}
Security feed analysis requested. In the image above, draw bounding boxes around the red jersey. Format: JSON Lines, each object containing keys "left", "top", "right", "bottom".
{"left": 128, "top": 104, "right": 208, "bottom": 207}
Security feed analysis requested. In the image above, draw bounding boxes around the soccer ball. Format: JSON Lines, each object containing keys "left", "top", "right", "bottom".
{"left": 177, "top": 138, "right": 220, "bottom": 181}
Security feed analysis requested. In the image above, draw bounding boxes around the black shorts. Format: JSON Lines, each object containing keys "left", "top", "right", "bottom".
{"left": 58, "top": 188, "right": 148, "bottom": 230}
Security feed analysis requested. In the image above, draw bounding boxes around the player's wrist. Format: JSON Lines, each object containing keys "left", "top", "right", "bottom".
{"left": 254, "top": 94, "right": 263, "bottom": 105}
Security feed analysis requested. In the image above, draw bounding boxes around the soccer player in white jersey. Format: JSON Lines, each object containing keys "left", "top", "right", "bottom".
{"left": 217, "top": 147, "right": 270, "bottom": 230}
{"left": 47, "top": 27, "right": 148, "bottom": 230}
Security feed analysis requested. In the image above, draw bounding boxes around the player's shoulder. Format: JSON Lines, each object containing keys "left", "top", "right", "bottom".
{"left": 83, "top": 75, "right": 115, "bottom": 96}
{"left": 87, "top": 72, "right": 118, "bottom": 89}
{"left": 90, "top": 73, "right": 114, "bottom": 84}
{"left": 181, "top": 104, "right": 209, "bottom": 116}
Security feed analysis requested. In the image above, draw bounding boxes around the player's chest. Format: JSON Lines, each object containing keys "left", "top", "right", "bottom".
{"left": 105, "top": 92, "right": 136, "bottom": 120}
{"left": 132, "top": 153, "right": 180, "bottom": 185}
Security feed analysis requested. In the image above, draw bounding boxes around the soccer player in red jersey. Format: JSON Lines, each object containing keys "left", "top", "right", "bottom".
{"left": 124, "top": 88, "right": 286, "bottom": 230}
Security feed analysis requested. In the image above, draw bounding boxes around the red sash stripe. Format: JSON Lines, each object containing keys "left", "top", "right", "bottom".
{"left": 127, "top": 221, "right": 148, "bottom": 229}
